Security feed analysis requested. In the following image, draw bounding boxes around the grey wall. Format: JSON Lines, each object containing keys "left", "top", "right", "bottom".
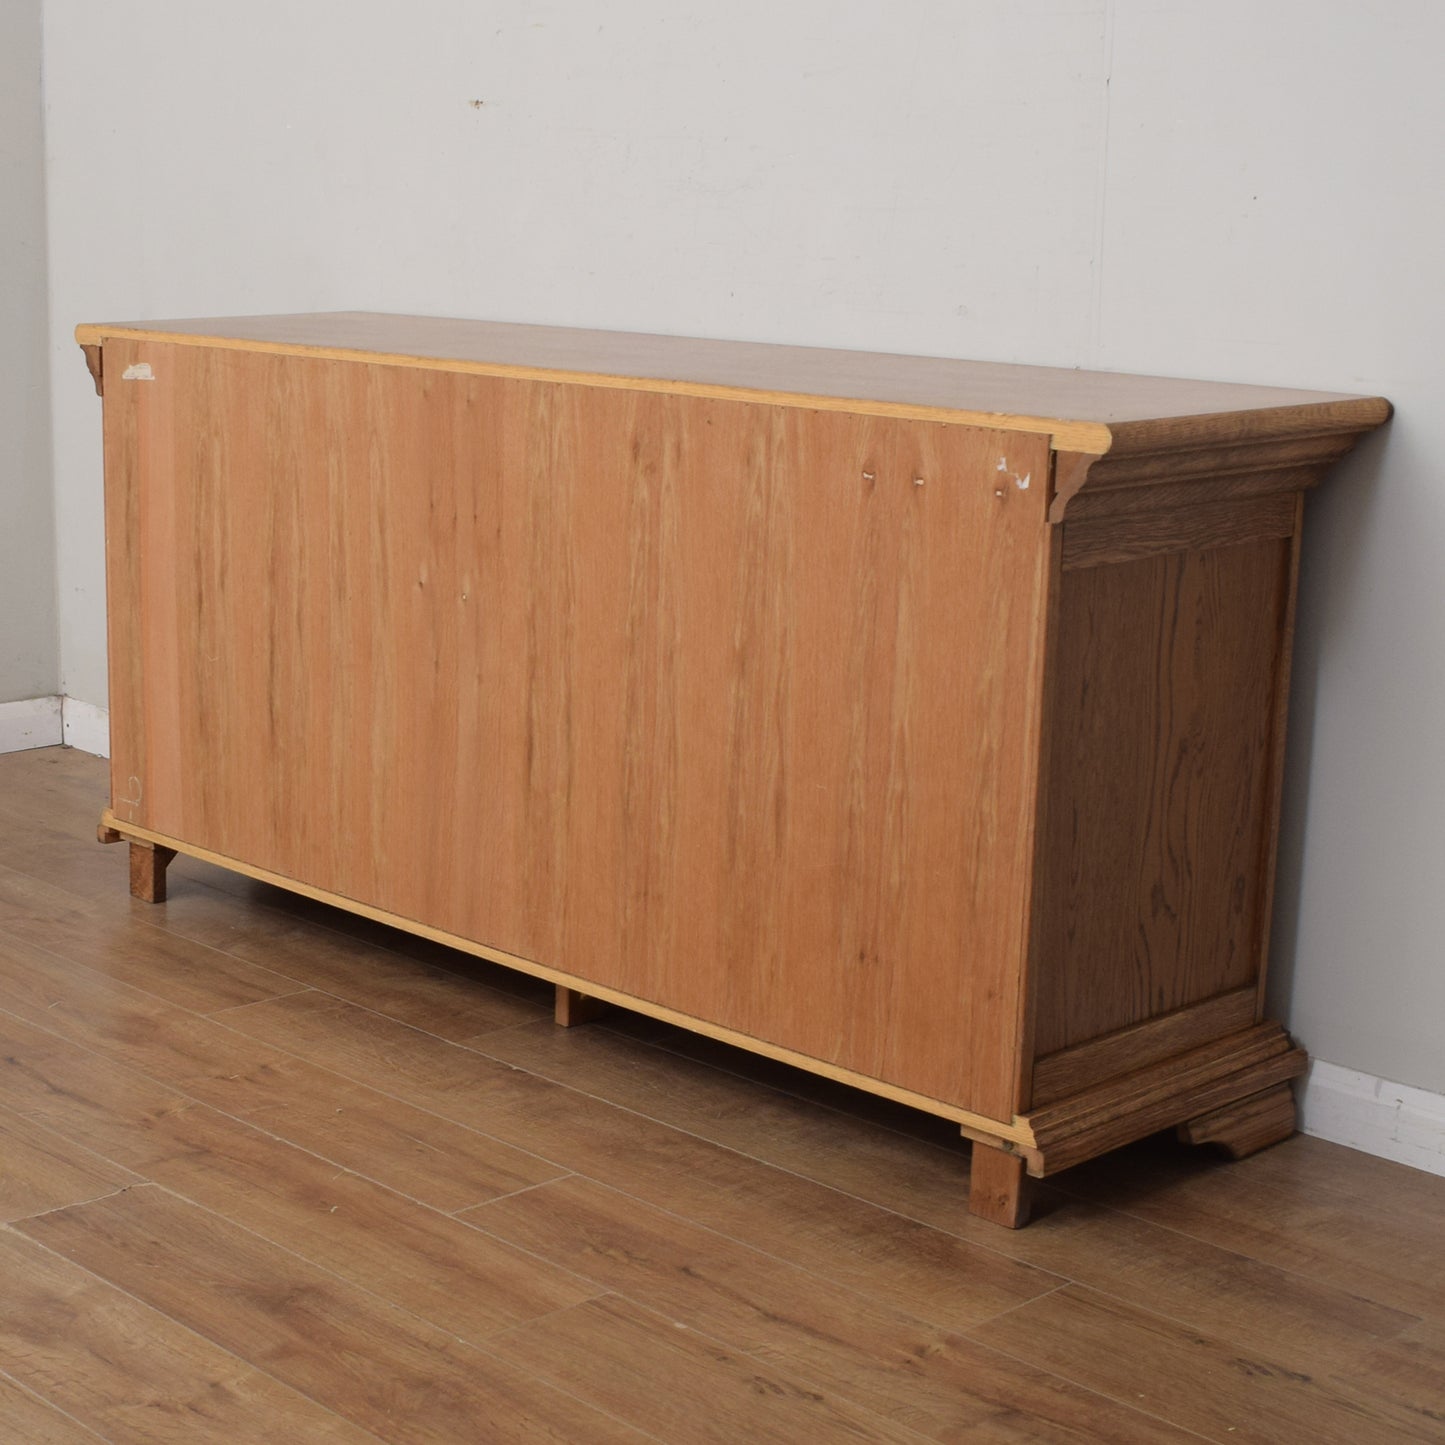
{"left": 38, "top": 1, "right": 1445, "bottom": 1094}
{"left": 0, "top": 0, "right": 58, "bottom": 703}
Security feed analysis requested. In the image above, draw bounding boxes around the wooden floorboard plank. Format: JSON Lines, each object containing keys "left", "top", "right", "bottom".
{"left": 975, "top": 1200, "right": 1420, "bottom": 1380}
{"left": 111, "top": 1105, "right": 598, "bottom": 1340}
{"left": 440, "top": 1007, "right": 1427, "bottom": 1377}
{"left": 465, "top": 1175, "right": 1197, "bottom": 1443}
{"left": 0, "top": 1225, "right": 383, "bottom": 1443}
{"left": 488, "top": 1292, "right": 936, "bottom": 1445}
{"left": 0, "top": 1023, "right": 600, "bottom": 1341}
{"left": 1052, "top": 1133, "right": 1445, "bottom": 1323}
{"left": 970, "top": 1282, "right": 1432, "bottom": 1443}
{"left": 1330, "top": 1320, "right": 1445, "bottom": 1442}
{"left": 14, "top": 1186, "right": 653, "bottom": 1444}
{"left": 0, "top": 864, "right": 304, "bottom": 1014}
{"left": 0, "top": 1367, "right": 109, "bottom": 1444}
{"left": 0, "top": 823, "right": 128, "bottom": 908}
{"left": 217, "top": 990, "right": 1063, "bottom": 1332}
{"left": 0, "top": 749, "right": 112, "bottom": 842}
{"left": 0, "top": 984, "right": 568, "bottom": 1217}
{"left": 0, "top": 1104, "right": 142, "bottom": 1223}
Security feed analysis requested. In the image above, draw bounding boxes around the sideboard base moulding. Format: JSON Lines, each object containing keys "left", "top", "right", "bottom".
{"left": 80, "top": 312, "right": 1390, "bottom": 1228}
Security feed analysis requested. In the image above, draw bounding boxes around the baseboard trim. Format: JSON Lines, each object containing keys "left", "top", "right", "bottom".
{"left": 1299, "top": 1060, "right": 1445, "bottom": 1177}
{"left": 0, "top": 696, "right": 111, "bottom": 758}
{"left": 61, "top": 697, "right": 111, "bottom": 758}
{"left": 0, "top": 696, "right": 63, "bottom": 753}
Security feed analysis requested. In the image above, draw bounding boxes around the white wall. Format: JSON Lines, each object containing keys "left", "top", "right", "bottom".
{"left": 0, "top": 0, "right": 58, "bottom": 704}
{"left": 40, "top": 1, "right": 1445, "bottom": 1096}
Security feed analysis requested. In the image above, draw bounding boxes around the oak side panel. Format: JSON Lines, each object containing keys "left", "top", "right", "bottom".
{"left": 104, "top": 340, "right": 1053, "bottom": 1118}
{"left": 1029, "top": 536, "right": 1292, "bottom": 1058}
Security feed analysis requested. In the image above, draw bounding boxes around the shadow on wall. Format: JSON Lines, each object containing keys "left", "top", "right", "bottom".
{"left": 1265, "top": 418, "right": 1394, "bottom": 1025}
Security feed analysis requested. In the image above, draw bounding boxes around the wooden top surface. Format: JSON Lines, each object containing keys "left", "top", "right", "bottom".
{"left": 76, "top": 312, "right": 1390, "bottom": 455}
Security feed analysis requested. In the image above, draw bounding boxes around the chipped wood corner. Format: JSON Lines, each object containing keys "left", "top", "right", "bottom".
{"left": 81, "top": 342, "right": 104, "bottom": 397}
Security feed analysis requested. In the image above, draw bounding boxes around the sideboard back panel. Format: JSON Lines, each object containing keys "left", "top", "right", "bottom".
{"left": 103, "top": 338, "right": 1054, "bottom": 1117}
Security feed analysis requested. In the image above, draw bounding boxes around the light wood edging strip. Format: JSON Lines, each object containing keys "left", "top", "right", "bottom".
{"left": 75, "top": 323, "right": 1113, "bottom": 453}
{"left": 99, "top": 812, "right": 1034, "bottom": 1148}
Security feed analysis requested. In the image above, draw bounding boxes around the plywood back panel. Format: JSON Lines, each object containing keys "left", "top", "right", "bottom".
{"left": 1028, "top": 537, "right": 1292, "bottom": 1061}
{"left": 103, "top": 339, "right": 1053, "bottom": 1118}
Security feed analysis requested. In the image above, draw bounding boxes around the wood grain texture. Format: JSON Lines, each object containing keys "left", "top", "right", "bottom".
{"left": 0, "top": 1107, "right": 138, "bottom": 1222}
{"left": 1060, "top": 491, "right": 1297, "bottom": 569}
{"left": 1031, "top": 986, "right": 1257, "bottom": 1106}
{"left": 0, "top": 1227, "right": 377, "bottom": 1443}
{"left": 464, "top": 1175, "right": 1191, "bottom": 1443}
{"left": 968, "top": 1145, "right": 1032, "bottom": 1228}
{"left": 1022, "top": 1024, "right": 1306, "bottom": 1175}
{"left": 1050, "top": 428, "right": 1370, "bottom": 517}
{"left": 985, "top": 1209, "right": 1419, "bottom": 1382}
{"left": 1340, "top": 1322, "right": 1445, "bottom": 1442}
{"left": 1178, "top": 1083, "right": 1297, "bottom": 1159}
{"left": 127, "top": 1104, "right": 596, "bottom": 1341}
{"left": 0, "top": 1370, "right": 106, "bottom": 1444}
{"left": 127, "top": 840, "right": 174, "bottom": 902}
{"left": 971, "top": 1284, "right": 1437, "bottom": 1444}
{"left": 0, "top": 1055, "right": 597, "bottom": 1344}
{"left": 76, "top": 310, "right": 1392, "bottom": 454}
{"left": 0, "top": 953, "right": 566, "bottom": 1216}
{"left": 1052, "top": 1131, "right": 1445, "bottom": 1325}
{"left": 16, "top": 1186, "right": 650, "bottom": 1444}
{"left": 1030, "top": 538, "right": 1293, "bottom": 1058}
{"left": 490, "top": 1293, "right": 932, "bottom": 1444}
{"left": 101, "top": 338, "right": 1054, "bottom": 1120}
{"left": 0, "top": 864, "right": 301, "bottom": 1015}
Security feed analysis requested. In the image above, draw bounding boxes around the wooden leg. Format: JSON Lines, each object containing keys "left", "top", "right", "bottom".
{"left": 968, "top": 1144, "right": 1032, "bottom": 1228}
{"left": 1177, "top": 1083, "right": 1297, "bottom": 1159}
{"left": 128, "top": 842, "right": 177, "bottom": 904}
{"left": 554, "top": 986, "right": 608, "bottom": 1028}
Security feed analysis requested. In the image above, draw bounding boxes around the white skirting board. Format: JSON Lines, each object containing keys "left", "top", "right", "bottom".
{"left": 61, "top": 696, "right": 111, "bottom": 758}
{"left": 0, "top": 696, "right": 109, "bottom": 758}
{"left": 1299, "top": 1060, "right": 1445, "bottom": 1177}
{"left": 0, "top": 695, "right": 63, "bottom": 752}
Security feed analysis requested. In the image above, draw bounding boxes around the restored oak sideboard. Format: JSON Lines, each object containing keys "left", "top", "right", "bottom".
{"left": 78, "top": 313, "right": 1390, "bottom": 1226}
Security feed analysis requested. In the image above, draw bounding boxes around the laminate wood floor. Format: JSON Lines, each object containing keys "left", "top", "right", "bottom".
{"left": 0, "top": 747, "right": 1440, "bottom": 1444}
